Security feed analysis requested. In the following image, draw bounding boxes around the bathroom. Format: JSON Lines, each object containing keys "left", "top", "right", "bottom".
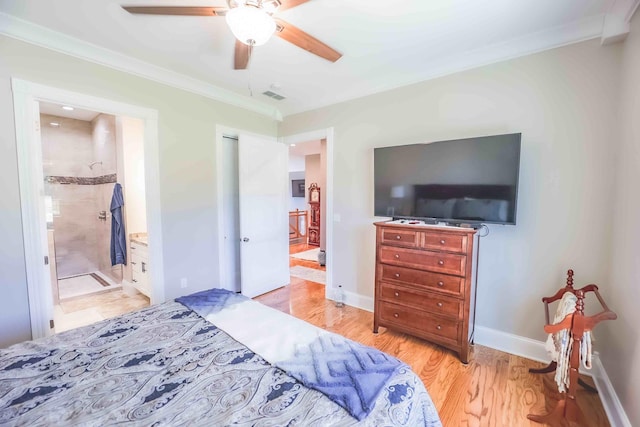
{"left": 40, "top": 102, "right": 150, "bottom": 332}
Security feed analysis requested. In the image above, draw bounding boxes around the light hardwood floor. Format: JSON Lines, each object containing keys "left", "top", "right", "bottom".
{"left": 256, "top": 271, "right": 610, "bottom": 427}
{"left": 55, "top": 289, "right": 149, "bottom": 332}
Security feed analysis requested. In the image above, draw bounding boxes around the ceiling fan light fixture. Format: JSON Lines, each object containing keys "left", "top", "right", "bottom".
{"left": 226, "top": 5, "right": 276, "bottom": 46}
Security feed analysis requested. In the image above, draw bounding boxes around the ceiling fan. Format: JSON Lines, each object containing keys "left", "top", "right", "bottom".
{"left": 122, "top": 0, "right": 342, "bottom": 69}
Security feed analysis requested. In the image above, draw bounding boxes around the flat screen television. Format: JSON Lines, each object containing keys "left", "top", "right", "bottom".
{"left": 374, "top": 133, "right": 521, "bottom": 225}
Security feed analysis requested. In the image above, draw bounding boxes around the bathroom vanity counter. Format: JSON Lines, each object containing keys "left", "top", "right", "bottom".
{"left": 130, "top": 232, "right": 148, "bottom": 246}
{"left": 129, "top": 232, "right": 151, "bottom": 298}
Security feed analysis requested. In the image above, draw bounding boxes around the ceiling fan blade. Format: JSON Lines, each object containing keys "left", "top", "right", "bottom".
{"left": 274, "top": 19, "right": 342, "bottom": 63}
{"left": 122, "top": 6, "right": 228, "bottom": 16}
{"left": 277, "top": 0, "right": 311, "bottom": 12}
{"left": 234, "top": 40, "right": 250, "bottom": 70}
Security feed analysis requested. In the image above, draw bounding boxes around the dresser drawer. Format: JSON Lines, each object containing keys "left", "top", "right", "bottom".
{"left": 379, "top": 246, "right": 466, "bottom": 276}
{"left": 379, "top": 282, "right": 462, "bottom": 319}
{"left": 379, "top": 264, "right": 464, "bottom": 296}
{"left": 423, "top": 232, "right": 467, "bottom": 254}
{"left": 379, "top": 301, "right": 460, "bottom": 341}
{"left": 380, "top": 228, "right": 420, "bottom": 249}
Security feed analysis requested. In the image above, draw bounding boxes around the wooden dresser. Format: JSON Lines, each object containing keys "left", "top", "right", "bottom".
{"left": 373, "top": 221, "right": 478, "bottom": 363}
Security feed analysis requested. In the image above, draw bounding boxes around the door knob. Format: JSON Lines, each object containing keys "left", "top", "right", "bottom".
{"left": 242, "top": 237, "right": 250, "bottom": 242}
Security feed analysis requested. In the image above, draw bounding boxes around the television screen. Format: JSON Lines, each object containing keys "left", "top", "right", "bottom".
{"left": 374, "top": 133, "right": 521, "bottom": 225}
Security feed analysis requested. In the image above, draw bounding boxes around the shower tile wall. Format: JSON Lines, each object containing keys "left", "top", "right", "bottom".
{"left": 92, "top": 114, "right": 121, "bottom": 283}
{"left": 41, "top": 113, "right": 118, "bottom": 281}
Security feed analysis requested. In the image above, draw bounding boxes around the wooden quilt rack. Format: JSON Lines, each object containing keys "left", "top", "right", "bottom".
{"left": 527, "top": 269, "right": 617, "bottom": 426}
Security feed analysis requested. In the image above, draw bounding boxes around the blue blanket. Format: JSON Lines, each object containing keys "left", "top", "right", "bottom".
{"left": 177, "top": 288, "right": 409, "bottom": 421}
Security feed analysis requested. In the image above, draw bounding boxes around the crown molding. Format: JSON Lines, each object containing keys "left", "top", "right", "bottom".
{"left": 601, "top": 0, "right": 640, "bottom": 45}
{"left": 284, "top": 14, "right": 607, "bottom": 117}
{"left": 0, "top": 11, "right": 283, "bottom": 121}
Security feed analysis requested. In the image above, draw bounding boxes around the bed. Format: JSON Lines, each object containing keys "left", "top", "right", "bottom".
{"left": 0, "top": 288, "right": 441, "bottom": 426}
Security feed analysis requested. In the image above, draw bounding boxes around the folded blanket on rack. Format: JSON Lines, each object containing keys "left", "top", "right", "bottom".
{"left": 544, "top": 292, "right": 592, "bottom": 393}
{"left": 177, "top": 288, "right": 407, "bottom": 421}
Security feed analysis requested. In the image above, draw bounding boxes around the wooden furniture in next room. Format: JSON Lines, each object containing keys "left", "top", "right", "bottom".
{"left": 528, "top": 269, "right": 617, "bottom": 426}
{"left": 307, "top": 183, "right": 321, "bottom": 246}
{"left": 289, "top": 209, "right": 307, "bottom": 243}
{"left": 373, "top": 221, "right": 478, "bottom": 363}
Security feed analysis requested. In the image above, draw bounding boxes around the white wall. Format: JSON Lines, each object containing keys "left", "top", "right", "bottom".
{"left": 280, "top": 39, "right": 622, "bottom": 343}
{"left": 602, "top": 11, "right": 640, "bottom": 427}
{"left": 0, "top": 35, "right": 277, "bottom": 347}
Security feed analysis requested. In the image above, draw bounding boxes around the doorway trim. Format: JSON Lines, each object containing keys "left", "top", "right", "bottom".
{"left": 12, "top": 78, "right": 165, "bottom": 339}
{"left": 215, "top": 126, "right": 334, "bottom": 297}
{"left": 281, "top": 128, "right": 335, "bottom": 300}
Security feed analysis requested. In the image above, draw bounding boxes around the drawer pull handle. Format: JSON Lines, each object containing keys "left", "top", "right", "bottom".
{"left": 438, "top": 260, "right": 444, "bottom": 265}
{"left": 394, "top": 273, "right": 400, "bottom": 278}
{"left": 437, "top": 302, "right": 443, "bottom": 307}
{"left": 132, "top": 279, "right": 138, "bottom": 283}
{"left": 131, "top": 261, "right": 137, "bottom": 265}
{"left": 394, "top": 292, "right": 399, "bottom": 297}
{"left": 436, "top": 325, "right": 442, "bottom": 330}
{"left": 394, "top": 313, "right": 399, "bottom": 318}
{"left": 395, "top": 235, "right": 401, "bottom": 240}
{"left": 440, "top": 239, "right": 446, "bottom": 244}
{"left": 394, "top": 254, "right": 400, "bottom": 259}
{"left": 437, "top": 281, "right": 444, "bottom": 287}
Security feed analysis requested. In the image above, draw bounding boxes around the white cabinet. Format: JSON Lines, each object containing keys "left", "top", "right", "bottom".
{"left": 130, "top": 241, "right": 151, "bottom": 297}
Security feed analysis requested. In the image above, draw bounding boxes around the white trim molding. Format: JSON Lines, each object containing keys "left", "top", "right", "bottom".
{"left": 342, "top": 290, "right": 374, "bottom": 313}
{"left": 279, "top": 128, "right": 335, "bottom": 302}
{"left": 474, "top": 325, "right": 632, "bottom": 426}
{"left": 0, "top": 12, "right": 282, "bottom": 121}
{"left": 474, "top": 326, "right": 550, "bottom": 364}
{"left": 12, "top": 78, "right": 166, "bottom": 339}
{"left": 601, "top": 0, "right": 640, "bottom": 45}
{"left": 591, "top": 354, "right": 633, "bottom": 427}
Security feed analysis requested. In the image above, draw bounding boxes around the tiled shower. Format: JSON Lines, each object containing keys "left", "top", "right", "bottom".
{"left": 41, "top": 112, "right": 123, "bottom": 297}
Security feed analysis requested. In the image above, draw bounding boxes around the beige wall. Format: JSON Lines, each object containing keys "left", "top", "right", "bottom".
{"left": 280, "top": 39, "right": 622, "bottom": 344}
{"left": 0, "top": 35, "right": 277, "bottom": 347}
{"left": 602, "top": 11, "right": 640, "bottom": 427}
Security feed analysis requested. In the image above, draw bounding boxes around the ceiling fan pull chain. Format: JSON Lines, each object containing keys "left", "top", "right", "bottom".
{"left": 247, "top": 42, "right": 254, "bottom": 97}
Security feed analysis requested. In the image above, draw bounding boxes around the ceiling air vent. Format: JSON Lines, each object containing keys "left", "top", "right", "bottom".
{"left": 262, "top": 90, "right": 286, "bottom": 101}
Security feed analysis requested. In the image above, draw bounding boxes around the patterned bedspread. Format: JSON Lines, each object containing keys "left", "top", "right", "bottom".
{"left": 0, "top": 298, "right": 442, "bottom": 426}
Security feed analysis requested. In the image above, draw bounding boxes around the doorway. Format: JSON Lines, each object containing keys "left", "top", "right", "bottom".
{"left": 12, "top": 78, "right": 165, "bottom": 339}
{"left": 288, "top": 139, "right": 327, "bottom": 288}
{"left": 39, "top": 103, "right": 150, "bottom": 332}
{"left": 216, "top": 126, "right": 335, "bottom": 301}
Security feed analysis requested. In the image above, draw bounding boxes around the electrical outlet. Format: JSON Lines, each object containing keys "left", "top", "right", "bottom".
{"left": 180, "top": 278, "right": 188, "bottom": 289}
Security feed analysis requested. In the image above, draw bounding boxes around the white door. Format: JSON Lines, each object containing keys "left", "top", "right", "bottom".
{"left": 221, "top": 136, "right": 241, "bottom": 292}
{"left": 238, "top": 134, "right": 289, "bottom": 298}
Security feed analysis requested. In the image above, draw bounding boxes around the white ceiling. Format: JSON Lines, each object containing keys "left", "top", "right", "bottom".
{"left": 39, "top": 101, "right": 100, "bottom": 121}
{"left": 0, "top": 0, "right": 632, "bottom": 118}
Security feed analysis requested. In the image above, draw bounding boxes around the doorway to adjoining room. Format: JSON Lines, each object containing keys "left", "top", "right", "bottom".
{"left": 39, "top": 102, "right": 150, "bottom": 332}
{"left": 288, "top": 139, "right": 326, "bottom": 286}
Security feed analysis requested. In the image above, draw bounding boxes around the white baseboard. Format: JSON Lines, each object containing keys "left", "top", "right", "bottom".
{"left": 344, "top": 290, "right": 374, "bottom": 312}
{"left": 474, "top": 326, "right": 633, "bottom": 426}
{"left": 474, "top": 325, "right": 550, "bottom": 364}
{"left": 327, "top": 288, "right": 374, "bottom": 312}
{"left": 336, "top": 294, "right": 631, "bottom": 425}
{"left": 591, "top": 353, "right": 632, "bottom": 427}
